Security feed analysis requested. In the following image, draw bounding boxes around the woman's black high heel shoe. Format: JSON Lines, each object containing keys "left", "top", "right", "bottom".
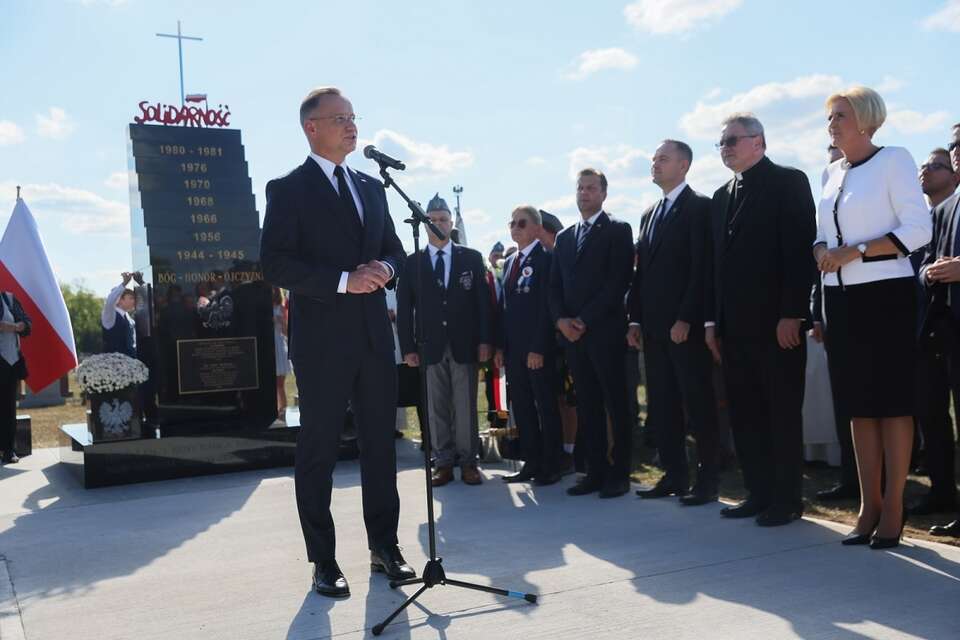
{"left": 869, "top": 512, "right": 907, "bottom": 550}
{"left": 841, "top": 517, "right": 879, "bottom": 546}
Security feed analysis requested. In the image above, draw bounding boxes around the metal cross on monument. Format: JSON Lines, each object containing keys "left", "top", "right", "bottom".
{"left": 156, "top": 20, "right": 203, "bottom": 106}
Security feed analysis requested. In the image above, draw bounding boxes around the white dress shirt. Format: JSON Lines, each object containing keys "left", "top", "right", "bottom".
{"left": 309, "top": 153, "right": 394, "bottom": 293}
{"left": 427, "top": 241, "right": 453, "bottom": 288}
{"left": 101, "top": 283, "right": 137, "bottom": 348}
{"left": 577, "top": 210, "right": 605, "bottom": 243}
{"left": 816, "top": 146, "right": 931, "bottom": 286}
{"left": 647, "top": 181, "right": 686, "bottom": 239}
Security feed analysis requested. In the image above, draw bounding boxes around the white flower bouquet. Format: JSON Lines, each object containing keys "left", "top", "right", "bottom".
{"left": 76, "top": 353, "right": 149, "bottom": 395}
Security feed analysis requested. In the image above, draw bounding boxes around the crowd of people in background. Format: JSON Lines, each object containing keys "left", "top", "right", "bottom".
{"left": 367, "top": 85, "right": 960, "bottom": 550}
{"left": 254, "top": 83, "right": 960, "bottom": 597}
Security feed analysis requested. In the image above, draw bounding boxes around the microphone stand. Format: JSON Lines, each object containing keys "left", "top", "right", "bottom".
{"left": 372, "top": 163, "right": 537, "bottom": 636}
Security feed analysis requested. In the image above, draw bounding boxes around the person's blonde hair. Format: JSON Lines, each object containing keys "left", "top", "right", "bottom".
{"left": 826, "top": 86, "right": 886, "bottom": 137}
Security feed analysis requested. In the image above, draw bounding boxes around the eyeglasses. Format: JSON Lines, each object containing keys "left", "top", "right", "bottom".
{"left": 307, "top": 114, "right": 361, "bottom": 126}
{"left": 509, "top": 219, "right": 529, "bottom": 229}
{"left": 715, "top": 134, "right": 760, "bottom": 149}
{"left": 921, "top": 161, "right": 954, "bottom": 173}
{"left": 949, "top": 141, "right": 960, "bottom": 153}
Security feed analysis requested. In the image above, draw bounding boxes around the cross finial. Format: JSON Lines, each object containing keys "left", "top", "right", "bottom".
{"left": 156, "top": 20, "right": 203, "bottom": 105}
{"left": 15, "top": 185, "right": 20, "bottom": 201}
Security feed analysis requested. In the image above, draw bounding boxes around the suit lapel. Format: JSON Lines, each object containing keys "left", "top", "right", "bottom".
{"left": 302, "top": 157, "right": 362, "bottom": 244}
{"left": 351, "top": 168, "right": 379, "bottom": 261}
{"left": 576, "top": 212, "right": 608, "bottom": 262}
{"left": 648, "top": 187, "right": 690, "bottom": 262}
{"left": 724, "top": 183, "right": 755, "bottom": 251}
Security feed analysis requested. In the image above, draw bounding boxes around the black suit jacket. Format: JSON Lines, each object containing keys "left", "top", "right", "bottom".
{"left": 628, "top": 185, "right": 711, "bottom": 338}
{"left": 918, "top": 191, "right": 960, "bottom": 337}
{"left": 396, "top": 243, "right": 492, "bottom": 366}
{"left": 499, "top": 242, "right": 553, "bottom": 358}
{"left": 706, "top": 157, "right": 816, "bottom": 340}
{"left": 549, "top": 211, "right": 634, "bottom": 343}
{"left": 259, "top": 157, "right": 405, "bottom": 362}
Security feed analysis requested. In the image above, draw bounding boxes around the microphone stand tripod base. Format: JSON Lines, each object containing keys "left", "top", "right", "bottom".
{"left": 370, "top": 163, "right": 538, "bottom": 637}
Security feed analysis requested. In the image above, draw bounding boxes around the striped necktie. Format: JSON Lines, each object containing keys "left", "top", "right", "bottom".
{"left": 577, "top": 221, "right": 592, "bottom": 253}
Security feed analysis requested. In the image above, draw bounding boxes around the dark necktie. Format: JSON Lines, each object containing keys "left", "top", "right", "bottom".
{"left": 577, "top": 221, "right": 591, "bottom": 253}
{"left": 333, "top": 165, "right": 362, "bottom": 228}
{"left": 506, "top": 254, "right": 522, "bottom": 291}
{"left": 648, "top": 198, "right": 670, "bottom": 243}
{"left": 434, "top": 249, "right": 446, "bottom": 290}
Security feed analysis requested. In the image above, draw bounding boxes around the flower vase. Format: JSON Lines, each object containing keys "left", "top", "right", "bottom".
{"left": 88, "top": 385, "right": 142, "bottom": 442}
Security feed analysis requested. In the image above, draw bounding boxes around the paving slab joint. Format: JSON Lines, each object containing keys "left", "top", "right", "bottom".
{"left": 0, "top": 555, "right": 26, "bottom": 640}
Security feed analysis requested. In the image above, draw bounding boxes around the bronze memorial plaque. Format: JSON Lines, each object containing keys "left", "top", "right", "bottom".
{"left": 176, "top": 337, "right": 260, "bottom": 395}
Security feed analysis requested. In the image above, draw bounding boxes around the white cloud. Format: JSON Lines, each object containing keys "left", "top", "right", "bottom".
{"left": 564, "top": 48, "right": 639, "bottom": 81}
{"left": 461, "top": 207, "right": 492, "bottom": 225}
{"left": 0, "top": 121, "right": 25, "bottom": 146}
{"left": 875, "top": 75, "right": 905, "bottom": 93}
{"left": 360, "top": 129, "right": 473, "bottom": 183}
{"left": 525, "top": 156, "right": 547, "bottom": 166}
{"left": 680, "top": 74, "right": 845, "bottom": 140}
{"left": 624, "top": 0, "right": 742, "bottom": 34}
{"left": 36, "top": 107, "right": 75, "bottom": 140}
{"left": 538, "top": 195, "right": 576, "bottom": 213}
{"left": 104, "top": 171, "right": 128, "bottom": 189}
{"left": 568, "top": 144, "right": 652, "bottom": 188}
{"left": 922, "top": 1, "right": 960, "bottom": 32}
{"left": 885, "top": 109, "right": 951, "bottom": 134}
{"left": 0, "top": 181, "right": 128, "bottom": 236}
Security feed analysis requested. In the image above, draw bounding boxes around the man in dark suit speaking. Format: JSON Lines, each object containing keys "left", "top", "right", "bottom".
{"left": 260, "top": 87, "right": 415, "bottom": 598}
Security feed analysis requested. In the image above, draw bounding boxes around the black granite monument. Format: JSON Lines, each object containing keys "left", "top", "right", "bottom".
{"left": 60, "top": 111, "right": 303, "bottom": 488}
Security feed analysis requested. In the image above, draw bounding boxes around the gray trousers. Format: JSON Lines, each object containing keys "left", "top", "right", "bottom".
{"left": 427, "top": 346, "right": 479, "bottom": 468}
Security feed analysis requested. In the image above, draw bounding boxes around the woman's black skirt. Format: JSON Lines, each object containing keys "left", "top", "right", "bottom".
{"left": 823, "top": 277, "right": 917, "bottom": 418}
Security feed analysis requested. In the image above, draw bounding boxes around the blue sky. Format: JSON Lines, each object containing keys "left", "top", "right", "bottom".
{"left": 1, "top": 0, "right": 958, "bottom": 295}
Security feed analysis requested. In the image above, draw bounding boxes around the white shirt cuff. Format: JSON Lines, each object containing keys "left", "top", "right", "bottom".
{"left": 704, "top": 321, "right": 716, "bottom": 328}
{"left": 337, "top": 271, "right": 349, "bottom": 294}
{"left": 628, "top": 322, "right": 640, "bottom": 327}
{"left": 378, "top": 261, "right": 395, "bottom": 280}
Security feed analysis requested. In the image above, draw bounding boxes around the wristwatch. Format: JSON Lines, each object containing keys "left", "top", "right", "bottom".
{"left": 857, "top": 242, "right": 868, "bottom": 257}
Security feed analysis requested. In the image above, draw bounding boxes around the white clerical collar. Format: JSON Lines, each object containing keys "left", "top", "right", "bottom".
{"left": 662, "top": 181, "right": 686, "bottom": 203}
{"left": 309, "top": 153, "right": 349, "bottom": 185}
{"left": 428, "top": 241, "right": 452, "bottom": 256}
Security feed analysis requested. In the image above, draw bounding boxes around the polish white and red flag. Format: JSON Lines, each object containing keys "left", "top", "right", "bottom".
{"left": 0, "top": 198, "right": 78, "bottom": 391}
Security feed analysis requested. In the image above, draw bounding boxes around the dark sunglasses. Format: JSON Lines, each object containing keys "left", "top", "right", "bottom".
{"left": 509, "top": 219, "right": 529, "bottom": 229}
{"left": 921, "top": 161, "right": 954, "bottom": 173}
{"left": 949, "top": 141, "right": 960, "bottom": 153}
{"left": 715, "top": 134, "right": 760, "bottom": 149}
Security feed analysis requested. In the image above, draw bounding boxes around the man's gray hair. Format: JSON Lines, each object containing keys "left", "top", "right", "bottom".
{"left": 722, "top": 112, "right": 766, "bottom": 149}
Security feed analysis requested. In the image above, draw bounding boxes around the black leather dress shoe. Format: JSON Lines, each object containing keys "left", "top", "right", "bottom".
{"left": 599, "top": 478, "right": 630, "bottom": 499}
{"left": 720, "top": 499, "right": 768, "bottom": 519}
{"left": 313, "top": 561, "right": 350, "bottom": 598}
{"left": 636, "top": 479, "right": 687, "bottom": 499}
{"left": 503, "top": 465, "right": 538, "bottom": 484}
{"left": 929, "top": 519, "right": 960, "bottom": 537}
{"left": 370, "top": 546, "right": 417, "bottom": 580}
{"left": 908, "top": 493, "right": 957, "bottom": 516}
{"left": 816, "top": 483, "right": 860, "bottom": 502}
{"left": 566, "top": 476, "right": 603, "bottom": 496}
{"left": 755, "top": 505, "right": 803, "bottom": 527}
{"left": 1, "top": 451, "right": 19, "bottom": 464}
{"left": 679, "top": 487, "right": 719, "bottom": 506}
{"left": 533, "top": 471, "right": 562, "bottom": 486}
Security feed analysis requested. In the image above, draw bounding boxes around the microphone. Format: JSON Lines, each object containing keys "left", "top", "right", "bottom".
{"left": 363, "top": 145, "right": 406, "bottom": 171}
